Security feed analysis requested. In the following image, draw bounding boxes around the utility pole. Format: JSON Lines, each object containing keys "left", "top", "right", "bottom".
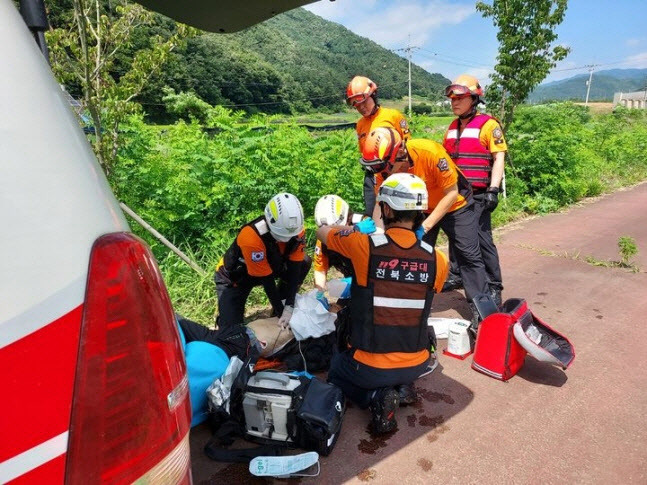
{"left": 395, "top": 38, "right": 418, "bottom": 116}
{"left": 585, "top": 65, "right": 595, "bottom": 106}
{"left": 407, "top": 34, "right": 412, "bottom": 116}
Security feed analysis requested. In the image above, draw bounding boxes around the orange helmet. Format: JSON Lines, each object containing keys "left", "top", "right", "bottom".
{"left": 360, "top": 127, "right": 403, "bottom": 173}
{"left": 445, "top": 74, "right": 484, "bottom": 98}
{"left": 346, "top": 75, "right": 377, "bottom": 106}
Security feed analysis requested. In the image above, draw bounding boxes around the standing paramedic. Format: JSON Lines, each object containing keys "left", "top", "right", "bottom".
{"left": 361, "top": 126, "right": 489, "bottom": 324}
{"left": 317, "top": 173, "right": 448, "bottom": 434}
{"left": 214, "top": 193, "right": 311, "bottom": 328}
{"left": 346, "top": 75, "right": 410, "bottom": 216}
{"left": 442, "top": 74, "right": 507, "bottom": 307}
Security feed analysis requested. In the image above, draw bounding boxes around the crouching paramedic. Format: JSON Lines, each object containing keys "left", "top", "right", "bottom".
{"left": 214, "top": 193, "right": 311, "bottom": 328}
{"left": 313, "top": 194, "right": 375, "bottom": 293}
{"left": 317, "top": 174, "right": 448, "bottom": 434}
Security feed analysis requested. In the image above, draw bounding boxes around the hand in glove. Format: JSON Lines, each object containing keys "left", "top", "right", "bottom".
{"left": 340, "top": 277, "right": 352, "bottom": 299}
{"left": 414, "top": 225, "right": 426, "bottom": 240}
{"left": 316, "top": 291, "right": 330, "bottom": 310}
{"left": 277, "top": 305, "right": 293, "bottom": 329}
{"left": 353, "top": 217, "right": 376, "bottom": 234}
{"left": 484, "top": 187, "right": 499, "bottom": 212}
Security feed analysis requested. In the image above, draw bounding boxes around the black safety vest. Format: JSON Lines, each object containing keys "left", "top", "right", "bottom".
{"left": 350, "top": 232, "right": 436, "bottom": 353}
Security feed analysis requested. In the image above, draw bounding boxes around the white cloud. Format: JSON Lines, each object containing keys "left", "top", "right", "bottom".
{"left": 621, "top": 51, "right": 647, "bottom": 68}
{"left": 306, "top": 1, "right": 474, "bottom": 48}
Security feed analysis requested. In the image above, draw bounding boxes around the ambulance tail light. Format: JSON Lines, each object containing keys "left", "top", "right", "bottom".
{"left": 65, "top": 233, "right": 192, "bottom": 484}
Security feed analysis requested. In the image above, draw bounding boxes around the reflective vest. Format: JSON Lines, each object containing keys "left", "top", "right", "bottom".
{"left": 350, "top": 233, "right": 436, "bottom": 353}
{"left": 443, "top": 114, "right": 494, "bottom": 190}
{"left": 221, "top": 216, "right": 298, "bottom": 283}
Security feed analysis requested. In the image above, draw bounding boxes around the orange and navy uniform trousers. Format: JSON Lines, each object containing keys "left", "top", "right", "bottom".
{"left": 443, "top": 113, "right": 508, "bottom": 290}
{"left": 324, "top": 226, "right": 448, "bottom": 408}
{"left": 374, "top": 138, "right": 488, "bottom": 302}
{"left": 214, "top": 216, "right": 311, "bottom": 327}
{"left": 356, "top": 106, "right": 410, "bottom": 216}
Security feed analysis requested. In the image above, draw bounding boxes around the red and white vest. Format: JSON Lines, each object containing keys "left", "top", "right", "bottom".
{"left": 443, "top": 113, "right": 494, "bottom": 191}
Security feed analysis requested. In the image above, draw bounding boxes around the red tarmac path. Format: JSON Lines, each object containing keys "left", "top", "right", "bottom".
{"left": 190, "top": 182, "right": 647, "bottom": 484}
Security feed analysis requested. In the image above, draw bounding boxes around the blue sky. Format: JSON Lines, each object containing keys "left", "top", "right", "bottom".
{"left": 304, "top": 0, "right": 647, "bottom": 85}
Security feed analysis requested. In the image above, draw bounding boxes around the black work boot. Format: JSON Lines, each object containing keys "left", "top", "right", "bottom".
{"left": 369, "top": 387, "right": 400, "bottom": 434}
{"left": 469, "top": 302, "right": 482, "bottom": 337}
{"left": 395, "top": 383, "right": 418, "bottom": 405}
{"left": 442, "top": 275, "right": 463, "bottom": 292}
{"left": 489, "top": 285, "right": 503, "bottom": 309}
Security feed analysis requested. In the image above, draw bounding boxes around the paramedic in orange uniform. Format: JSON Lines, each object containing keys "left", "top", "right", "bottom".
{"left": 346, "top": 76, "right": 410, "bottom": 216}
{"left": 442, "top": 74, "right": 507, "bottom": 307}
{"left": 214, "top": 193, "right": 311, "bottom": 328}
{"left": 362, "top": 127, "right": 488, "bottom": 324}
{"left": 318, "top": 173, "right": 448, "bottom": 434}
{"left": 312, "top": 194, "right": 375, "bottom": 293}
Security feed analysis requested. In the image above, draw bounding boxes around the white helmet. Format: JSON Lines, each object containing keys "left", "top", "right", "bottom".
{"left": 314, "top": 194, "right": 350, "bottom": 227}
{"left": 264, "top": 193, "right": 304, "bottom": 242}
{"left": 377, "top": 173, "right": 428, "bottom": 211}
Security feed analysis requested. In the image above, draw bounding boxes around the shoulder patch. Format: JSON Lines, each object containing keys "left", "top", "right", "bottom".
{"left": 492, "top": 127, "right": 503, "bottom": 139}
{"left": 400, "top": 119, "right": 408, "bottom": 129}
{"left": 314, "top": 245, "right": 321, "bottom": 255}
{"left": 437, "top": 158, "right": 449, "bottom": 172}
{"left": 251, "top": 251, "right": 265, "bottom": 262}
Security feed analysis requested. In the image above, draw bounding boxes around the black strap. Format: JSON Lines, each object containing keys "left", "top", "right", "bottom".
{"left": 204, "top": 438, "right": 284, "bottom": 463}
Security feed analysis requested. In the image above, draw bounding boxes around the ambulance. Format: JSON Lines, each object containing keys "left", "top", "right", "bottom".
{"left": 0, "top": 0, "right": 318, "bottom": 483}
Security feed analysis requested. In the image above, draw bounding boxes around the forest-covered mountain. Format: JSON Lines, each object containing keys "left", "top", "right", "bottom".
{"left": 528, "top": 69, "right": 647, "bottom": 103}
{"left": 81, "top": 7, "right": 448, "bottom": 121}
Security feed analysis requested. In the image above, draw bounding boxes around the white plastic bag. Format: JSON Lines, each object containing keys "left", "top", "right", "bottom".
{"left": 206, "top": 356, "right": 243, "bottom": 414}
{"left": 289, "top": 289, "right": 337, "bottom": 341}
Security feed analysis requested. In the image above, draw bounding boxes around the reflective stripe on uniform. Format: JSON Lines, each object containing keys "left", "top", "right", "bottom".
{"left": 374, "top": 296, "right": 426, "bottom": 309}
{"left": 445, "top": 127, "right": 481, "bottom": 140}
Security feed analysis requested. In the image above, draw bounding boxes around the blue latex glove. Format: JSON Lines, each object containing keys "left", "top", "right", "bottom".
{"left": 353, "top": 218, "right": 376, "bottom": 234}
{"left": 341, "top": 277, "right": 352, "bottom": 299}
{"left": 316, "top": 290, "right": 330, "bottom": 310}
{"left": 414, "top": 225, "right": 425, "bottom": 240}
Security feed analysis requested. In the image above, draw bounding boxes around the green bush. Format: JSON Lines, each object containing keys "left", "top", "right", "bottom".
{"left": 111, "top": 102, "right": 647, "bottom": 322}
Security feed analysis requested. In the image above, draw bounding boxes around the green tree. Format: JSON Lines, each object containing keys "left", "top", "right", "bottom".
{"left": 47, "top": 0, "right": 193, "bottom": 174}
{"left": 476, "top": 0, "right": 570, "bottom": 127}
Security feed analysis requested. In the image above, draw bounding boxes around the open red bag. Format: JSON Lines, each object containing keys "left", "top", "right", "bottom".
{"left": 472, "top": 298, "right": 529, "bottom": 381}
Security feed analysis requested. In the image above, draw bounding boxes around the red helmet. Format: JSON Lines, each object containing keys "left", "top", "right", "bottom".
{"left": 360, "top": 127, "right": 403, "bottom": 173}
{"left": 346, "top": 75, "right": 377, "bottom": 106}
{"left": 445, "top": 74, "right": 484, "bottom": 98}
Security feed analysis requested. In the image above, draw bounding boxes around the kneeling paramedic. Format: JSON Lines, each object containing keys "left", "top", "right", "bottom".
{"left": 313, "top": 194, "right": 376, "bottom": 295}
{"left": 214, "top": 193, "right": 311, "bottom": 328}
{"left": 317, "top": 174, "right": 448, "bottom": 434}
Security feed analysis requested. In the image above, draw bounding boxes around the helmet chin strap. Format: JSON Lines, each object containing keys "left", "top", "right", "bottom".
{"left": 459, "top": 96, "right": 480, "bottom": 120}
{"left": 380, "top": 203, "right": 397, "bottom": 226}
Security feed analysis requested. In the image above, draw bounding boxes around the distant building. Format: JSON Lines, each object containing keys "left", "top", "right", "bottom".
{"left": 613, "top": 90, "right": 647, "bottom": 109}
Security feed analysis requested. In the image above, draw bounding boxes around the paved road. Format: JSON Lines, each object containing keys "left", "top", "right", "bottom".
{"left": 190, "top": 182, "right": 647, "bottom": 484}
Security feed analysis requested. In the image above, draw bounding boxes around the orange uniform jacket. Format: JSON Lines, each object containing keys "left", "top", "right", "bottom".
{"left": 325, "top": 226, "right": 448, "bottom": 369}
{"left": 356, "top": 106, "right": 410, "bottom": 152}
{"left": 375, "top": 139, "right": 471, "bottom": 213}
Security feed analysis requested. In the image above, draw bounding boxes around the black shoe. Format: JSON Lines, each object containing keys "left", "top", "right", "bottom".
{"left": 489, "top": 286, "right": 503, "bottom": 309}
{"left": 395, "top": 383, "right": 417, "bottom": 405}
{"left": 369, "top": 387, "right": 400, "bottom": 434}
{"left": 442, "top": 277, "right": 463, "bottom": 292}
{"left": 469, "top": 302, "right": 482, "bottom": 336}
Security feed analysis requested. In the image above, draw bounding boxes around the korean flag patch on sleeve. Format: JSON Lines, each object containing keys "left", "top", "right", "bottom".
{"left": 251, "top": 251, "right": 265, "bottom": 262}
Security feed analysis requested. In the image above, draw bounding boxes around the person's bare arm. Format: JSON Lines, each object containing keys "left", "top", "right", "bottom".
{"left": 490, "top": 151, "right": 505, "bottom": 189}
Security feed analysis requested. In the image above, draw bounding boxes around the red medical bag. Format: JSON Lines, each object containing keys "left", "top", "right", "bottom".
{"left": 472, "top": 298, "right": 529, "bottom": 381}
